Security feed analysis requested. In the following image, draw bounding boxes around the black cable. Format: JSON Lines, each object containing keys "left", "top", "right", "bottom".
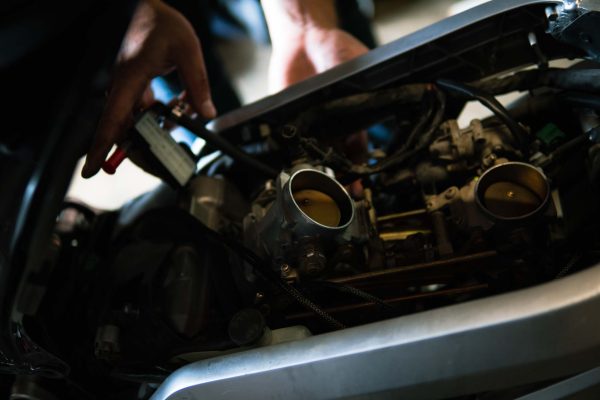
{"left": 152, "top": 103, "right": 278, "bottom": 178}
{"left": 563, "top": 91, "right": 600, "bottom": 110}
{"left": 436, "top": 79, "right": 529, "bottom": 154}
{"left": 473, "top": 68, "right": 600, "bottom": 96}
{"left": 226, "top": 246, "right": 347, "bottom": 330}
{"left": 387, "top": 91, "right": 435, "bottom": 153}
{"left": 216, "top": 237, "right": 346, "bottom": 330}
{"left": 278, "top": 281, "right": 347, "bottom": 330}
{"left": 178, "top": 113, "right": 278, "bottom": 178}
{"left": 165, "top": 208, "right": 346, "bottom": 330}
{"left": 402, "top": 92, "right": 436, "bottom": 151}
{"left": 336, "top": 90, "right": 446, "bottom": 182}
{"left": 374, "top": 89, "right": 446, "bottom": 173}
{"left": 415, "top": 89, "right": 447, "bottom": 148}
{"left": 311, "top": 281, "right": 396, "bottom": 312}
{"left": 555, "top": 252, "right": 584, "bottom": 279}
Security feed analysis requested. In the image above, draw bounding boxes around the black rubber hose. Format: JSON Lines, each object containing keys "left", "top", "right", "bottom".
{"left": 395, "top": 91, "right": 436, "bottom": 152}
{"left": 472, "top": 68, "right": 600, "bottom": 95}
{"left": 436, "top": 79, "right": 528, "bottom": 153}
{"left": 152, "top": 103, "right": 278, "bottom": 179}
{"left": 225, "top": 242, "right": 347, "bottom": 330}
{"left": 414, "top": 89, "right": 447, "bottom": 149}
{"left": 174, "top": 208, "right": 346, "bottom": 330}
{"left": 373, "top": 89, "right": 446, "bottom": 173}
{"left": 278, "top": 282, "right": 347, "bottom": 330}
{"left": 555, "top": 252, "right": 584, "bottom": 279}
{"left": 563, "top": 91, "right": 600, "bottom": 110}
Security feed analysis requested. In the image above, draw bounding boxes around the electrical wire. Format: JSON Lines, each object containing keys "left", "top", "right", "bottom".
{"left": 402, "top": 92, "right": 436, "bottom": 151}
{"left": 555, "top": 252, "right": 584, "bottom": 279}
{"left": 158, "top": 208, "right": 347, "bottom": 330}
{"left": 385, "top": 89, "right": 446, "bottom": 164}
{"left": 436, "top": 79, "right": 528, "bottom": 153}
{"left": 473, "top": 68, "right": 600, "bottom": 96}
{"left": 387, "top": 91, "right": 435, "bottom": 154}
{"left": 214, "top": 235, "right": 346, "bottom": 329}
{"left": 223, "top": 244, "right": 347, "bottom": 330}
{"left": 352, "top": 88, "right": 446, "bottom": 177}
{"left": 151, "top": 103, "right": 278, "bottom": 178}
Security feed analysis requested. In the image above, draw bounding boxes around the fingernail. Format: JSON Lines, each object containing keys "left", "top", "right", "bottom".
{"left": 200, "top": 100, "right": 217, "bottom": 119}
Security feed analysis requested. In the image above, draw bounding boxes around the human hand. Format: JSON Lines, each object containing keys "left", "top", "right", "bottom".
{"left": 81, "top": 0, "right": 216, "bottom": 178}
{"left": 269, "top": 27, "right": 368, "bottom": 92}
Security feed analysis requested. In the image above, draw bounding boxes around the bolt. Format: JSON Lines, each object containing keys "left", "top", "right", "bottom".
{"left": 281, "top": 264, "right": 291, "bottom": 274}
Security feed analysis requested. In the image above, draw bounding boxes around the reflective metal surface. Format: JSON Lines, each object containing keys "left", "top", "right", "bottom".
{"left": 475, "top": 162, "right": 550, "bottom": 221}
{"left": 152, "top": 261, "right": 600, "bottom": 399}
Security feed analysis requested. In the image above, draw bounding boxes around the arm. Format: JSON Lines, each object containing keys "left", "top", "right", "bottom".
{"left": 262, "top": 0, "right": 369, "bottom": 92}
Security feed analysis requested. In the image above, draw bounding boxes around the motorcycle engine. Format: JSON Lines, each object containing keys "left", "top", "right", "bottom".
{"left": 73, "top": 70, "right": 600, "bottom": 376}
{"left": 22, "top": 4, "right": 600, "bottom": 396}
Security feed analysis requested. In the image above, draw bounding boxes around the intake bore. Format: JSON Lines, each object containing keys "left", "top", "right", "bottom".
{"left": 288, "top": 169, "right": 354, "bottom": 230}
{"left": 475, "top": 162, "right": 549, "bottom": 221}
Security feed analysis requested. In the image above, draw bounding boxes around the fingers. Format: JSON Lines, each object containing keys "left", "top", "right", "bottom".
{"left": 82, "top": 67, "right": 150, "bottom": 178}
{"left": 306, "top": 28, "right": 368, "bottom": 72}
{"left": 81, "top": 0, "right": 215, "bottom": 179}
{"left": 139, "top": 84, "right": 155, "bottom": 109}
{"left": 173, "top": 37, "right": 216, "bottom": 119}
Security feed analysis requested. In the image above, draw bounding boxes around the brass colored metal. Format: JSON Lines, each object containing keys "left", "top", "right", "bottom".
{"left": 292, "top": 189, "right": 341, "bottom": 227}
{"left": 330, "top": 251, "right": 497, "bottom": 284}
{"left": 377, "top": 209, "right": 428, "bottom": 222}
{"left": 379, "top": 230, "right": 432, "bottom": 241}
{"left": 285, "top": 284, "right": 489, "bottom": 320}
{"left": 475, "top": 162, "right": 550, "bottom": 221}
